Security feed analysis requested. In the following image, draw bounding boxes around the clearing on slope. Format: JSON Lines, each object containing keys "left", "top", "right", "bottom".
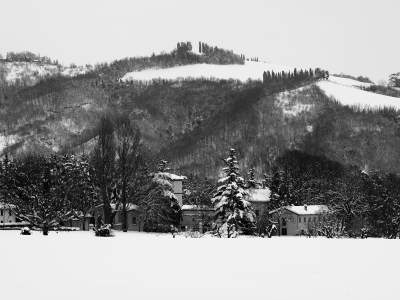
{"left": 121, "top": 60, "right": 306, "bottom": 82}
{"left": 317, "top": 77, "right": 400, "bottom": 110}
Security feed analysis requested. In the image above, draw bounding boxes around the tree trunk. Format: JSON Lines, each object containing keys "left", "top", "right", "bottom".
{"left": 122, "top": 180, "right": 127, "bottom": 232}
{"left": 43, "top": 225, "right": 49, "bottom": 235}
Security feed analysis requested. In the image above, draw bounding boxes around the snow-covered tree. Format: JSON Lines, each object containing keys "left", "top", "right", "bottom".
{"left": 389, "top": 72, "right": 400, "bottom": 87}
{"left": 3, "top": 154, "right": 73, "bottom": 235}
{"left": 212, "top": 148, "right": 255, "bottom": 237}
{"left": 139, "top": 160, "right": 181, "bottom": 231}
{"left": 61, "top": 154, "right": 97, "bottom": 230}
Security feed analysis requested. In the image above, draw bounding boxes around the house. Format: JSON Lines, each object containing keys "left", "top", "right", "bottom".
{"left": 62, "top": 212, "right": 93, "bottom": 231}
{"left": 181, "top": 205, "right": 214, "bottom": 232}
{"left": 165, "top": 173, "right": 186, "bottom": 206}
{"left": 269, "top": 205, "right": 329, "bottom": 236}
{"left": 0, "top": 203, "right": 29, "bottom": 228}
{"left": 246, "top": 188, "right": 271, "bottom": 217}
{"left": 92, "top": 203, "right": 141, "bottom": 231}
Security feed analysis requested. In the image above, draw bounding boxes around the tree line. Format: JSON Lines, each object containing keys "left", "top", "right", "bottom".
{"left": 1, "top": 51, "right": 59, "bottom": 65}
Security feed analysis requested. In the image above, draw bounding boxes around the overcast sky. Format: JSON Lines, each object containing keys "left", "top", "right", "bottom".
{"left": 1, "top": 0, "right": 399, "bottom": 81}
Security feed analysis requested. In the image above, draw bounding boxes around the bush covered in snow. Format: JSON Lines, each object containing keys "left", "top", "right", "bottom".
{"left": 94, "top": 224, "right": 112, "bottom": 237}
{"left": 20, "top": 227, "right": 31, "bottom": 235}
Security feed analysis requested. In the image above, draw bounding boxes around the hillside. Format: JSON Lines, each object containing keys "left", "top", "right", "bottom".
{"left": 2, "top": 45, "right": 400, "bottom": 179}
{"left": 0, "top": 61, "right": 90, "bottom": 86}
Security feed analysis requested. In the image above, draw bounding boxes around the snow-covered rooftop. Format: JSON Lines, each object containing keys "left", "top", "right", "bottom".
{"left": 95, "top": 203, "right": 139, "bottom": 212}
{"left": 289, "top": 205, "right": 329, "bottom": 215}
{"left": 0, "top": 203, "right": 15, "bottom": 209}
{"left": 271, "top": 205, "right": 329, "bottom": 215}
{"left": 161, "top": 172, "right": 187, "bottom": 181}
{"left": 181, "top": 205, "right": 214, "bottom": 211}
{"left": 247, "top": 188, "right": 271, "bottom": 203}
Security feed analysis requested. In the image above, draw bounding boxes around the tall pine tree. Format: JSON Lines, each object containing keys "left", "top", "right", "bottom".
{"left": 212, "top": 149, "right": 255, "bottom": 237}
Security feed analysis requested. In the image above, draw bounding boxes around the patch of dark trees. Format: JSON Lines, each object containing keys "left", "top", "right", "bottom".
{"left": 263, "top": 68, "right": 329, "bottom": 87}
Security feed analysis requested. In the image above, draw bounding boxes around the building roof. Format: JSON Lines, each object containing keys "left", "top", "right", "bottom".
{"left": 181, "top": 205, "right": 214, "bottom": 211}
{"left": 0, "top": 203, "right": 15, "bottom": 209}
{"left": 163, "top": 172, "right": 187, "bottom": 181}
{"left": 95, "top": 203, "right": 139, "bottom": 212}
{"left": 247, "top": 188, "right": 271, "bottom": 203}
{"left": 270, "top": 205, "right": 329, "bottom": 215}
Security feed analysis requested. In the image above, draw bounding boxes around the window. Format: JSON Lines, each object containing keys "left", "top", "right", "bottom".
{"left": 304, "top": 217, "right": 306, "bottom": 222}
{"left": 255, "top": 210, "right": 259, "bottom": 217}
{"left": 313, "top": 217, "right": 317, "bottom": 222}
{"left": 298, "top": 217, "right": 301, "bottom": 223}
{"left": 131, "top": 216, "right": 137, "bottom": 225}
{"left": 282, "top": 218, "right": 287, "bottom": 226}
{"left": 0, "top": 209, "right": 3, "bottom": 216}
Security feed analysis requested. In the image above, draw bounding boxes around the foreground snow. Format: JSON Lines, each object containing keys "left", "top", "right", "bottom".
{"left": 0, "top": 230, "right": 399, "bottom": 300}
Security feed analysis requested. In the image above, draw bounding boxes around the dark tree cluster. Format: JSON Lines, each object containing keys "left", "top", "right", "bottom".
{"left": 262, "top": 68, "right": 329, "bottom": 86}
{"left": 197, "top": 41, "right": 244, "bottom": 64}
{"left": 3, "top": 51, "right": 59, "bottom": 65}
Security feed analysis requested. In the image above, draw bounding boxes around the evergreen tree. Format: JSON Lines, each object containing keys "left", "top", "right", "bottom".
{"left": 139, "top": 160, "right": 181, "bottom": 231}
{"left": 212, "top": 148, "right": 255, "bottom": 237}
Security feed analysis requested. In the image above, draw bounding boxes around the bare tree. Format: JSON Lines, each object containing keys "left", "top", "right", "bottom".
{"left": 91, "top": 115, "right": 116, "bottom": 224}
{"left": 115, "top": 115, "right": 142, "bottom": 232}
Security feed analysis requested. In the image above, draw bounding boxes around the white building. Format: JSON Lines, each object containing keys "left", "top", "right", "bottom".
{"left": 270, "top": 205, "right": 329, "bottom": 236}
{"left": 246, "top": 188, "right": 271, "bottom": 217}
{"left": 0, "top": 203, "right": 28, "bottom": 227}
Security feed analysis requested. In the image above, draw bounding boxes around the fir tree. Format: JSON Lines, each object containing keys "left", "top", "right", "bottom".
{"left": 212, "top": 148, "right": 255, "bottom": 237}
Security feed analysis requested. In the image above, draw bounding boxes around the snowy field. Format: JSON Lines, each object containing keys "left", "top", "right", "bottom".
{"left": 1, "top": 230, "right": 399, "bottom": 300}
{"left": 317, "top": 79, "right": 400, "bottom": 110}
{"left": 121, "top": 61, "right": 400, "bottom": 110}
{"left": 121, "top": 61, "right": 300, "bottom": 82}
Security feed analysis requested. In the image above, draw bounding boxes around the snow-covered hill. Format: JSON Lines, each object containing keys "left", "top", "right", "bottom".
{"left": 0, "top": 61, "right": 90, "bottom": 85}
{"left": 317, "top": 77, "right": 400, "bottom": 110}
{"left": 122, "top": 61, "right": 400, "bottom": 110}
{"left": 121, "top": 61, "right": 299, "bottom": 82}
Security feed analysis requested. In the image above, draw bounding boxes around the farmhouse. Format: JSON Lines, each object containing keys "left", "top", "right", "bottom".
{"left": 269, "top": 205, "right": 329, "bottom": 236}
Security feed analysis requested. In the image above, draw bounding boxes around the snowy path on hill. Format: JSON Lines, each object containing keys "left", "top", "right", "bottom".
{"left": 0, "top": 230, "right": 399, "bottom": 300}
{"left": 317, "top": 78, "right": 400, "bottom": 110}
